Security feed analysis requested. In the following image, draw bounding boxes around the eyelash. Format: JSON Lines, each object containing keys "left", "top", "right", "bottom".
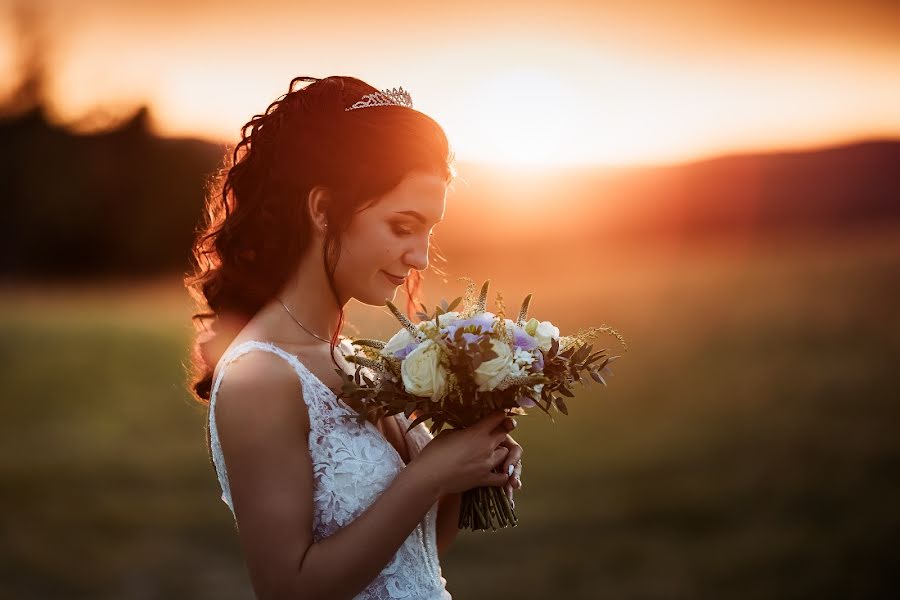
{"left": 393, "top": 225, "right": 436, "bottom": 238}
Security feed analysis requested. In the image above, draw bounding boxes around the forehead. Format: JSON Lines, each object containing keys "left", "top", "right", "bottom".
{"left": 370, "top": 171, "right": 446, "bottom": 222}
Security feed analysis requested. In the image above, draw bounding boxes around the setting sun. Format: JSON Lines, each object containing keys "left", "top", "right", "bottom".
{"left": 450, "top": 68, "right": 582, "bottom": 168}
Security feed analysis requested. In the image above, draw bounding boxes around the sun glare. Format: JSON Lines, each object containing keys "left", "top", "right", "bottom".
{"left": 454, "top": 69, "right": 582, "bottom": 168}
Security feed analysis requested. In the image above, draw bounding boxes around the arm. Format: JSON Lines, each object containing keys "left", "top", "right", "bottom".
{"left": 435, "top": 491, "right": 462, "bottom": 557}
{"left": 214, "top": 353, "right": 444, "bottom": 600}
{"left": 406, "top": 410, "right": 461, "bottom": 557}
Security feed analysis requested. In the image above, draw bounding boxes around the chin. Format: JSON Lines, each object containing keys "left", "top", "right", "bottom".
{"left": 356, "top": 279, "right": 400, "bottom": 307}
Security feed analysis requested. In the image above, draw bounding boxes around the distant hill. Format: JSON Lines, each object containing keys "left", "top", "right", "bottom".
{"left": 1, "top": 102, "right": 898, "bottom": 278}
{"left": 441, "top": 140, "right": 900, "bottom": 254}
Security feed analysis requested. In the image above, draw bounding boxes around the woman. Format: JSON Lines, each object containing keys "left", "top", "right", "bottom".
{"left": 184, "top": 75, "right": 524, "bottom": 599}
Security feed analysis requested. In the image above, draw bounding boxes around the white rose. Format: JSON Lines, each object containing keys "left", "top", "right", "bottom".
{"left": 534, "top": 321, "right": 560, "bottom": 352}
{"left": 381, "top": 327, "right": 416, "bottom": 357}
{"left": 400, "top": 339, "right": 448, "bottom": 400}
{"left": 474, "top": 339, "right": 514, "bottom": 391}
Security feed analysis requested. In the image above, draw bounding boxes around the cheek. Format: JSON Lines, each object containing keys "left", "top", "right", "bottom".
{"left": 339, "top": 225, "right": 399, "bottom": 271}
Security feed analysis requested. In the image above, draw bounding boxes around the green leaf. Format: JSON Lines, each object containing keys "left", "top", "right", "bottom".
{"left": 554, "top": 396, "right": 569, "bottom": 415}
{"left": 572, "top": 343, "right": 589, "bottom": 364}
{"left": 407, "top": 411, "right": 440, "bottom": 431}
{"left": 429, "top": 417, "right": 445, "bottom": 435}
{"left": 590, "top": 370, "right": 607, "bottom": 385}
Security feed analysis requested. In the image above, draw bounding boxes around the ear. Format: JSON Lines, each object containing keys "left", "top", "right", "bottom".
{"left": 306, "top": 186, "right": 331, "bottom": 234}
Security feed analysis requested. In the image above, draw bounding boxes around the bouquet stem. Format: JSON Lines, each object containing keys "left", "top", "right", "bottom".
{"left": 457, "top": 469, "right": 519, "bottom": 531}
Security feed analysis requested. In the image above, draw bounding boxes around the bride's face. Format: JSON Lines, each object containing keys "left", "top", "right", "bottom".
{"left": 335, "top": 170, "right": 447, "bottom": 306}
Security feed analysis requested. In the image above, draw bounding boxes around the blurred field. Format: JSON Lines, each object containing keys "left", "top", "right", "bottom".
{"left": 1, "top": 228, "right": 898, "bottom": 599}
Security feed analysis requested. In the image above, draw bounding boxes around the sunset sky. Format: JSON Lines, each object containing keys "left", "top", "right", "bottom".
{"left": 1, "top": 0, "right": 899, "bottom": 167}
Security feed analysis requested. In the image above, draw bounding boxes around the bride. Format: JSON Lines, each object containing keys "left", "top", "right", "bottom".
{"left": 184, "top": 75, "right": 523, "bottom": 599}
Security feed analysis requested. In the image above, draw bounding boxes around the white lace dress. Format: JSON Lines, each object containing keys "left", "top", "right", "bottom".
{"left": 207, "top": 339, "right": 452, "bottom": 599}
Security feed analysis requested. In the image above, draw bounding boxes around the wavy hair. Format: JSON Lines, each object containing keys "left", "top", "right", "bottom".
{"left": 184, "top": 75, "right": 456, "bottom": 406}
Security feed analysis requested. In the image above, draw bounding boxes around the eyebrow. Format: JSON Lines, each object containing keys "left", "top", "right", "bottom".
{"left": 393, "top": 210, "right": 442, "bottom": 224}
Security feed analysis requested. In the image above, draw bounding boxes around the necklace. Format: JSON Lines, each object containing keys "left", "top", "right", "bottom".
{"left": 276, "top": 297, "right": 333, "bottom": 344}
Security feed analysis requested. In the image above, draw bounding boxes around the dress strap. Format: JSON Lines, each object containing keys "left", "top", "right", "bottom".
{"left": 211, "top": 340, "right": 334, "bottom": 418}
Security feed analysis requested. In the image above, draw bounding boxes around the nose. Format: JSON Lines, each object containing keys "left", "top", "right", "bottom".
{"left": 404, "top": 235, "right": 430, "bottom": 272}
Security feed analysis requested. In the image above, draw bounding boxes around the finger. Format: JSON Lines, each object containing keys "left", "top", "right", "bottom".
{"left": 500, "top": 439, "right": 523, "bottom": 476}
{"left": 491, "top": 419, "right": 516, "bottom": 444}
{"left": 490, "top": 446, "right": 510, "bottom": 471}
{"left": 487, "top": 469, "right": 511, "bottom": 487}
{"left": 493, "top": 416, "right": 516, "bottom": 436}
{"left": 477, "top": 410, "right": 509, "bottom": 431}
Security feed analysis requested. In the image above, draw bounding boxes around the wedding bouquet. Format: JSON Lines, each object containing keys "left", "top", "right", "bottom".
{"left": 335, "top": 277, "right": 626, "bottom": 532}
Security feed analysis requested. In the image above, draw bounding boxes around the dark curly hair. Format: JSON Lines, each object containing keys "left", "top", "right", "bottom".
{"left": 183, "top": 75, "right": 456, "bottom": 407}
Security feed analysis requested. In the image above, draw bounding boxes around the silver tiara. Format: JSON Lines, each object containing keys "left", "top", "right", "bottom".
{"left": 345, "top": 86, "right": 414, "bottom": 111}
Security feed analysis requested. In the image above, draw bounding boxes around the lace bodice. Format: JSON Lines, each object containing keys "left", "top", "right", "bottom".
{"left": 207, "top": 339, "right": 452, "bottom": 599}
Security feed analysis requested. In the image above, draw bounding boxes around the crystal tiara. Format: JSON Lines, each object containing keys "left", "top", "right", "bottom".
{"left": 345, "top": 86, "right": 414, "bottom": 111}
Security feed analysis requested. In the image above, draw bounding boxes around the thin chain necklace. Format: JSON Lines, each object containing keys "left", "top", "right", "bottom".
{"left": 276, "top": 297, "right": 333, "bottom": 344}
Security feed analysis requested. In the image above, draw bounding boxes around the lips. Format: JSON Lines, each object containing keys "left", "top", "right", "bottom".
{"left": 382, "top": 270, "right": 406, "bottom": 285}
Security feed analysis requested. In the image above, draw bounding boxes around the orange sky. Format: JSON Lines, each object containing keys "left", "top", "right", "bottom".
{"left": 1, "top": 0, "right": 899, "bottom": 167}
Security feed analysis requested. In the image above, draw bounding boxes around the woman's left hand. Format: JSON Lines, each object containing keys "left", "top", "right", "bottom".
{"left": 498, "top": 418, "right": 523, "bottom": 508}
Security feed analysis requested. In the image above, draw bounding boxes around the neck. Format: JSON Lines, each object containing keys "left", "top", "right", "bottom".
{"left": 268, "top": 244, "right": 346, "bottom": 345}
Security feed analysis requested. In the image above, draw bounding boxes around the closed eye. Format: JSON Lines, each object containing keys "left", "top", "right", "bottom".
{"left": 392, "top": 222, "right": 438, "bottom": 239}
{"left": 392, "top": 225, "right": 414, "bottom": 236}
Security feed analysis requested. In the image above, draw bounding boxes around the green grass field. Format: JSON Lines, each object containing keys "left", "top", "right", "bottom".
{"left": 2, "top": 230, "right": 898, "bottom": 599}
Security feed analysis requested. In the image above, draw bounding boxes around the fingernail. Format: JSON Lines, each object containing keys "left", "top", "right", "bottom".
{"left": 507, "top": 464, "right": 514, "bottom": 476}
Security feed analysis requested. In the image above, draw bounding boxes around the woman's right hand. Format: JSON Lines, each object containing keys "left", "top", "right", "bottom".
{"left": 414, "top": 410, "right": 516, "bottom": 496}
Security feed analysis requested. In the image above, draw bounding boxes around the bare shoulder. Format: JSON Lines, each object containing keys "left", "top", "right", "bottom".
{"left": 213, "top": 349, "right": 311, "bottom": 440}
